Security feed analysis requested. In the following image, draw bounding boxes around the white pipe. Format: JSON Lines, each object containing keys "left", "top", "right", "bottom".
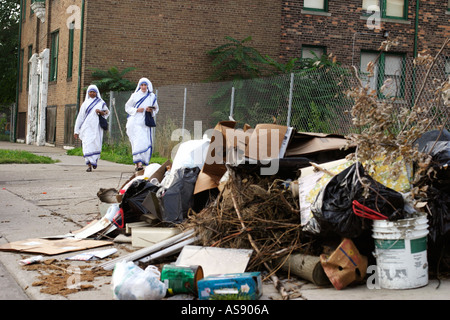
{"left": 138, "top": 236, "right": 198, "bottom": 264}
{"left": 98, "top": 229, "right": 195, "bottom": 270}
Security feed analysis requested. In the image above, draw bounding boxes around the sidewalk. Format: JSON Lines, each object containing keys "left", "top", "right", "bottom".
{"left": 0, "top": 141, "right": 134, "bottom": 300}
{"left": 0, "top": 141, "right": 449, "bottom": 301}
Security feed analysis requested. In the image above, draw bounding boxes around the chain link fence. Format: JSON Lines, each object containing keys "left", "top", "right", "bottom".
{"left": 107, "top": 57, "right": 449, "bottom": 157}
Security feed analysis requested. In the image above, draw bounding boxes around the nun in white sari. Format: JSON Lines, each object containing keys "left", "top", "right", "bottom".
{"left": 125, "top": 77, "right": 159, "bottom": 171}
{"left": 74, "top": 85, "right": 109, "bottom": 172}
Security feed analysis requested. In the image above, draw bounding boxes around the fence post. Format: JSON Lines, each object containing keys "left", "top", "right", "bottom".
{"left": 182, "top": 87, "right": 187, "bottom": 141}
{"left": 108, "top": 91, "right": 114, "bottom": 144}
{"left": 153, "top": 89, "right": 158, "bottom": 149}
{"left": 229, "top": 86, "right": 235, "bottom": 120}
{"left": 287, "top": 73, "right": 294, "bottom": 127}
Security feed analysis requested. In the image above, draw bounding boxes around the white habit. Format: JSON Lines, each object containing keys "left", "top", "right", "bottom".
{"left": 125, "top": 78, "right": 159, "bottom": 165}
{"left": 74, "top": 85, "right": 109, "bottom": 167}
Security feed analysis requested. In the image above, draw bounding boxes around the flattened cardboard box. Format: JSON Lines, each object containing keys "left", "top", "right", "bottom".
{"left": 194, "top": 122, "right": 292, "bottom": 194}
{"left": 194, "top": 121, "right": 237, "bottom": 195}
{"left": 244, "top": 124, "right": 292, "bottom": 160}
{"left": 0, "top": 238, "right": 113, "bottom": 256}
{"left": 285, "top": 132, "right": 351, "bottom": 157}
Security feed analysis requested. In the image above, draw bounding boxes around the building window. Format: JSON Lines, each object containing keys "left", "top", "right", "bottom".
{"left": 304, "top": 0, "right": 328, "bottom": 12}
{"left": 302, "top": 45, "right": 326, "bottom": 59}
{"left": 50, "top": 31, "right": 59, "bottom": 82}
{"left": 362, "top": 0, "right": 407, "bottom": 19}
{"left": 360, "top": 51, "right": 405, "bottom": 98}
{"left": 67, "top": 22, "right": 74, "bottom": 79}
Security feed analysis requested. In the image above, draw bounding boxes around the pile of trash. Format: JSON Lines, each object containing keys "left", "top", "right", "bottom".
{"left": 96, "top": 121, "right": 449, "bottom": 298}
{"left": 2, "top": 121, "right": 449, "bottom": 300}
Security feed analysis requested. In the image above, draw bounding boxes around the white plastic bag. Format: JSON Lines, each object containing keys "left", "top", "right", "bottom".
{"left": 112, "top": 261, "right": 167, "bottom": 300}
{"left": 171, "top": 138, "right": 210, "bottom": 172}
{"left": 143, "top": 163, "right": 161, "bottom": 179}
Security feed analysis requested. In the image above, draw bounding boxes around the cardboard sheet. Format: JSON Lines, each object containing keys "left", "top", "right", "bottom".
{"left": 245, "top": 124, "right": 293, "bottom": 160}
{"left": 194, "top": 121, "right": 293, "bottom": 194}
{"left": 175, "top": 245, "right": 253, "bottom": 277}
{"left": 0, "top": 238, "right": 113, "bottom": 256}
{"left": 72, "top": 217, "right": 116, "bottom": 239}
{"left": 194, "top": 121, "right": 236, "bottom": 194}
{"left": 285, "top": 132, "right": 351, "bottom": 157}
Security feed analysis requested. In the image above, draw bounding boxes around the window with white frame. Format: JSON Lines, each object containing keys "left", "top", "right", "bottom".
{"left": 360, "top": 51, "right": 379, "bottom": 91}
{"left": 304, "top": 0, "right": 328, "bottom": 11}
{"left": 360, "top": 51, "right": 405, "bottom": 98}
{"left": 383, "top": 53, "right": 404, "bottom": 98}
{"left": 362, "top": 0, "right": 407, "bottom": 19}
{"left": 302, "top": 46, "right": 326, "bottom": 59}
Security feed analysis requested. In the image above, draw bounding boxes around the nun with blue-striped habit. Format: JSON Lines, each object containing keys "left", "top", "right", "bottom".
{"left": 74, "top": 85, "right": 109, "bottom": 172}
{"left": 125, "top": 77, "right": 159, "bottom": 171}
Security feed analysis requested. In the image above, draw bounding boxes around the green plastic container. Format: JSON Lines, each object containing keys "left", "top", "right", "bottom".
{"left": 161, "top": 265, "right": 204, "bottom": 295}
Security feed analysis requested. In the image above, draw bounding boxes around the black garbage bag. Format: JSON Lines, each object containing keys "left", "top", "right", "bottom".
{"left": 426, "top": 185, "right": 450, "bottom": 243}
{"left": 310, "top": 162, "right": 405, "bottom": 238}
{"left": 415, "top": 129, "right": 450, "bottom": 184}
{"left": 415, "top": 132, "right": 450, "bottom": 243}
{"left": 421, "top": 140, "right": 450, "bottom": 187}
{"left": 414, "top": 129, "right": 450, "bottom": 151}
{"left": 150, "top": 167, "right": 200, "bottom": 224}
{"left": 121, "top": 179, "right": 159, "bottom": 224}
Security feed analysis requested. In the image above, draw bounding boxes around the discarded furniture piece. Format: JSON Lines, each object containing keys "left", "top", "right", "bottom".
{"left": 131, "top": 227, "right": 182, "bottom": 248}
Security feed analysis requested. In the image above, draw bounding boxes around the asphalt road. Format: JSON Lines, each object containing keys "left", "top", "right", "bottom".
{"left": 0, "top": 141, "right": 448, "bottom": 302}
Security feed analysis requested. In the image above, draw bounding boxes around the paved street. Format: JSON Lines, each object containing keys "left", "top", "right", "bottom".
{"left": 0, "top": 141, "right": 449, "bottom": 301}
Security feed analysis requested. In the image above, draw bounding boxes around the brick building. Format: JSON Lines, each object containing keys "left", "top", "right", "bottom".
{"left": 16, "top": 0, "right": 283, "bottom": 147}
{"left": 15, "top": 0, "right": 450, "bottom": 147}
{"left": 281, "top": 1, "right": 449, "bottom": 64}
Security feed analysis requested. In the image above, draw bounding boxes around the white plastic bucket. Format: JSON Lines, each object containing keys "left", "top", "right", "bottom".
{"left": 372, "top": 214, "right": 429, "bottom": 289}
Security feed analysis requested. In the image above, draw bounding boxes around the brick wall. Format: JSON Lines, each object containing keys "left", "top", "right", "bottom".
{"left": 47, "top": 0, "right": 83, "bottom": 146}
{"left": 81, "top": 0, "right": 283, "bottom": 140}
{"left": 18, "top": 0, "right": 83, "bottom": 146}
{"left": 416, "top": 1, "right": 450, "bottom": 53}
{"left": 280, "top": 1, "right": 449, "bottom": 66}
{"left": 82, "top": 0, "right": 282, "bottom": 87}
